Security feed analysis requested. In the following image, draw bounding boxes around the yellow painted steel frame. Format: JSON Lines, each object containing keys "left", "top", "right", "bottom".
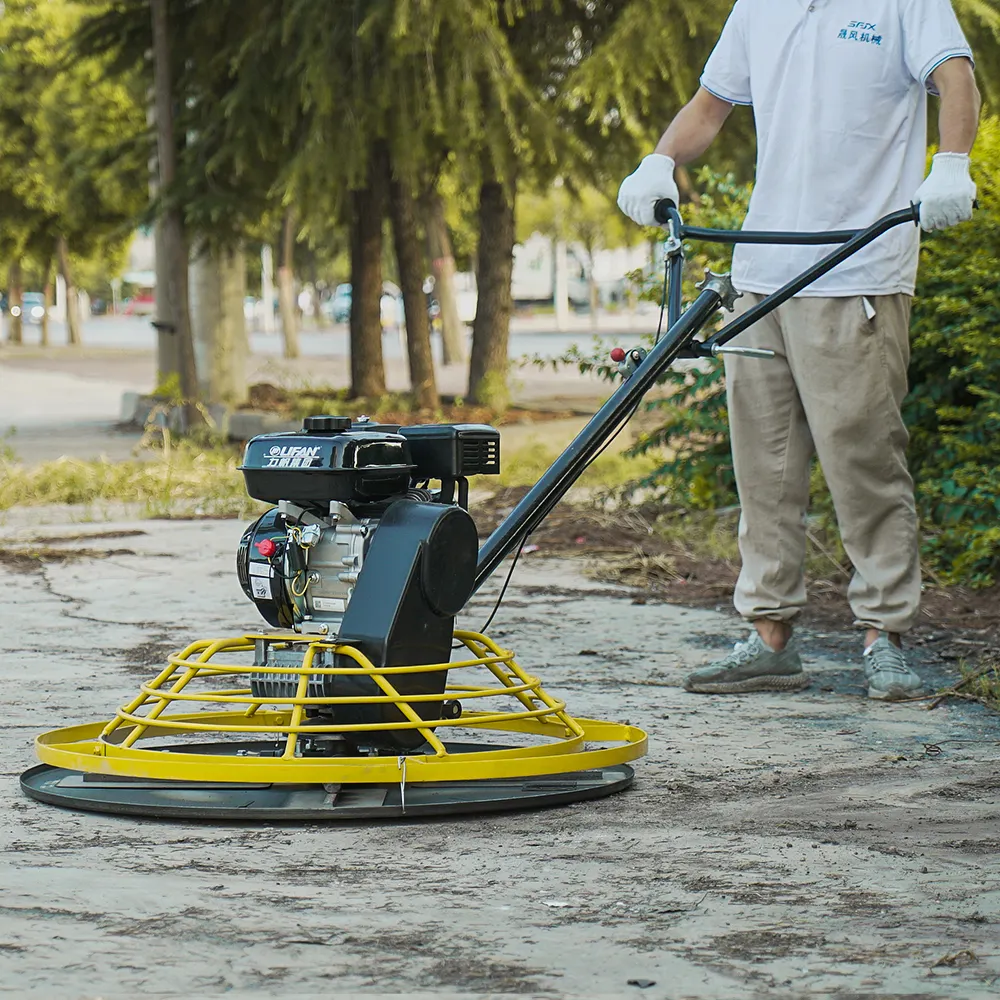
{"left": 35, "top": 631, "right": 647, "bottom": 784}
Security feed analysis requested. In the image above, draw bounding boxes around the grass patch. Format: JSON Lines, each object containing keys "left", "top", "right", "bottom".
{"left": 494, "top": 440, "right": 661, "bottom": 490}
{"left": 588, "top": 506, "right": 852, "bottom": 589}
{"left": 925, "top": 657, "right": 1000, "bottom": 711}
{"left": 0, "top": 434, "right": 655, "bottom": 518}
{"left": 0, "top": 441, "right": 263, "bottom": 519}
{"left": 242, "top": 383, "right": 578, "bottom": 426}
{"left": 964, "top": 659, "right": 1000, "bottom": 709}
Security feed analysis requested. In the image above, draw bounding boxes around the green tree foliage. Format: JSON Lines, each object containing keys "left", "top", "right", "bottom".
{"left": 517, "top": 182, "right": 635, "bottom": 250}
{"left": 67, "top": 0, "right": 1000, "bottom": 424}
{"left": 0, "top": 1, "right": 145, "bottom": 284}
{"left": 566, "top": 0, "right": 753, "bottom": 179}
{"left": 953, "top": 0, "right": 1000, "bottom": 105}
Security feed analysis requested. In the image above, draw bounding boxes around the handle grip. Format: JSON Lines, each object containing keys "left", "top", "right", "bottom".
{"left": 653, "top": 198, "right": 681, "bottom": 227}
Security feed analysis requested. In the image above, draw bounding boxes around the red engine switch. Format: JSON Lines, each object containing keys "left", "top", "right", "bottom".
{"left": 256, "top": 538, "right": 278, "bottom": 558}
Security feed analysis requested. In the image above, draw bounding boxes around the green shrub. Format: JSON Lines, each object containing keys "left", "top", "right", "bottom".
{"left": 904, "top": 117, "right": 1000, "bottom": 585}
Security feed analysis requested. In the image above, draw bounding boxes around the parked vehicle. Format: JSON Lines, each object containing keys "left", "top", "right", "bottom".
{"left": 320, "top": 282, "right": 405, "bottom": 328}
{"left": 322, "top": 283, "right": 353, "bottom": 324}
{"left": 123, "top": 293, "right": 156, "bottom": 316}
{"left": 6, "top": 291, "right": 47, "bottom": 324}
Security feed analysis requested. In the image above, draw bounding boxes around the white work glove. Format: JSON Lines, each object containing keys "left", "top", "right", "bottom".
{"left": 617, "top": 154, "right": 680, "bottom": 227}
{"left": 914, "top": 152, "right": 976, "bottom": 231}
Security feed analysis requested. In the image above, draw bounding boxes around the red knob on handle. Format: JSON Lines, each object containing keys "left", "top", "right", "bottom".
{"left": 610, "top": 347, "right": 626, "bottom": 363}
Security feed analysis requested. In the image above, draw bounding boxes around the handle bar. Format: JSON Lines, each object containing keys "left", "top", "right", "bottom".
{"left": 477, "top": 200, "right": 921, "bottom": 586}
{"left": 653, "top": 198, "right": 919, "bottom": 245}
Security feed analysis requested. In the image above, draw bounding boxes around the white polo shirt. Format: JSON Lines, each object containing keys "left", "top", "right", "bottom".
{"left": 701, "top": 0, "right": 973, "bottom": 297}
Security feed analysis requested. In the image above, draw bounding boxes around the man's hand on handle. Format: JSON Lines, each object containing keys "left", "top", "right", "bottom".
{"left": 914, "top": 153, "right": 976, "bottom": 231}
{"left": 617, "top": 154, "right": 679, "bottom": 227}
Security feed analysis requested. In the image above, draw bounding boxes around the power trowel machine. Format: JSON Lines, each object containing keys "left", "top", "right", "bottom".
{"left": 20, "top": 201, "right": 920, "bottom": 820}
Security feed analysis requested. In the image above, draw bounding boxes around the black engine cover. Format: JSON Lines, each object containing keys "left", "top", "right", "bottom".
{"left": 240, "top": 425, "right": 414, "bottom": 513}
{"left": 337, "top": 500, "right": 479, "bottom": 749}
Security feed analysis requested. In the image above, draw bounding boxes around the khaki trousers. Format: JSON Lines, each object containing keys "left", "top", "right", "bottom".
{"left": 723, "top": 293, "right": 920, "bottom": 633}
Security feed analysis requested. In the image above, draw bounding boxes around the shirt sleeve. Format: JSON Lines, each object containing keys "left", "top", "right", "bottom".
{"left": 700, "top": 2, "right": 752, "bottom": 106}
{"left": 900, "top": 0, "right": 974, "bottom": 93}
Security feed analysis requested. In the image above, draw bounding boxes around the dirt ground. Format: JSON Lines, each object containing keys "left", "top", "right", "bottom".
{"left": 1, "top": 518, "right": 998, "bottom": 999}
{"left": 477, "top": 488, "right": 1000, "bottom": 650}
{"left": 240, "top": 382, "right": 589, "bottom": 426}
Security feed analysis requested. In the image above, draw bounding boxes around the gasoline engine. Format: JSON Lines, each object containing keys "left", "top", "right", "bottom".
{"left": 236, "top": 414, "right": 500, "bottom": 749}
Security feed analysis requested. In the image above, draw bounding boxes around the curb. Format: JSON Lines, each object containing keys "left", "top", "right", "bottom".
{"left": 121, "top": 393, "right": 297, "bottom": 440}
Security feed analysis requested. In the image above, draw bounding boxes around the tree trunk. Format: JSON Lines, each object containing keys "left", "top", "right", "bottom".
{"left": 277, "top": 210, "right": 300, "bottom": 358}
{"left": 153, "top": 216, "right": 180, "bottom": 381}
{"left": 309, "top": 281, "right": 321, "bottom": 330}
{"left": 468, "top": 178, "right": 515, "bottom": 408}
{"left": 390, "top": 179, "right": 439, "bottom": 411}
{"left": 260, "top": 244, "right": 276, "bottom": 333}
{"left": 422, "top": 189, "right": 465, "bottom": 365}
{"left": 57, "top": 237, "right": 82, "bottom": 347}
{"left": 6, "top": 262, "right": 23, "bottom": 345}
{"left": 40, "top": 256, "right": 53, "bottom": 347}
{"left": 151, "top": 0, "right": 200, "bottom": 425}
{"left": 584, "top": 246, "right": 599, "bottom": 330}
{"left": 349, "top": 143, "right": 388, "bottom": 399}
{"left": 148, "top": 89, "right": 179, "bottom": 382}
{"left": 553, "top": 238, "right": 570, "bottom": 331}
{"left": 190, "top": 242, "right": 248, "bottom": 407}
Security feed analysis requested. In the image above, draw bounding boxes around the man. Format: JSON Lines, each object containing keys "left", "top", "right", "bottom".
{"left": 617, "top": 0, "right": 980, "bottom": 700}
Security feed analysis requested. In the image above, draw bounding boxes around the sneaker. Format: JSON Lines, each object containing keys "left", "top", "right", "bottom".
{"left": 684, "top": 631, "right": 807, "bottom": 694}
{"left": 864, "top": 634, "right": 923, "bottom": 700}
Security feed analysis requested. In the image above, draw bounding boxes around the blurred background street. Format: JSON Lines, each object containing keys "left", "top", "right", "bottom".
{"left": 0, "top": 309, "right": 665, "bottom": 463}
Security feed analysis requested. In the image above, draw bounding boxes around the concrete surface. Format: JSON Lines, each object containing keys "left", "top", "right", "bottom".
{"left": 6, "top": 311, "right": 659, "bottom": 355}
{"left": 1, "top": 519, "right": 998, "bottom": 998}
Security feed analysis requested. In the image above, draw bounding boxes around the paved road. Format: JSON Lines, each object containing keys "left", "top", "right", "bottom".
{"left": 8, "top": 312, "right": 660, "bottom": 361}
{"left": 0, "top": 350, "right": 146, "bottom": 464}
{"left": 1, "top": 522, "right": 996, "bottom": 998}
{"left": 1, "top": 313, "right": 659, "bottom": 464}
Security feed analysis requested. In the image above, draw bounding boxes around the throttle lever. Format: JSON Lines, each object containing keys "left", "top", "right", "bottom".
{"left": 711, "top": 345, "right": 776, "bottom": 359}
{"left": 610, "top": 346, "right": 647, "bottom": 379}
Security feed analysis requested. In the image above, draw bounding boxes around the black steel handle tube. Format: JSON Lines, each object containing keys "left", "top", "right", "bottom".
{"left": 666, "top": 252, "right": 683, "bottom": 332}
{"left": 680, "top": 226, "right": 859, "bottom": 246}
{"left": 656, "top": 200, "right": 684, "bottom": 333}
{"left": 652, "top": 198, "right": 919, "bottom": 246}
{"left": 475, "top": 286, "right": 725, "bottom": 591}
{"left": 704, "top": 206, "right": 919, "bottom": 352}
